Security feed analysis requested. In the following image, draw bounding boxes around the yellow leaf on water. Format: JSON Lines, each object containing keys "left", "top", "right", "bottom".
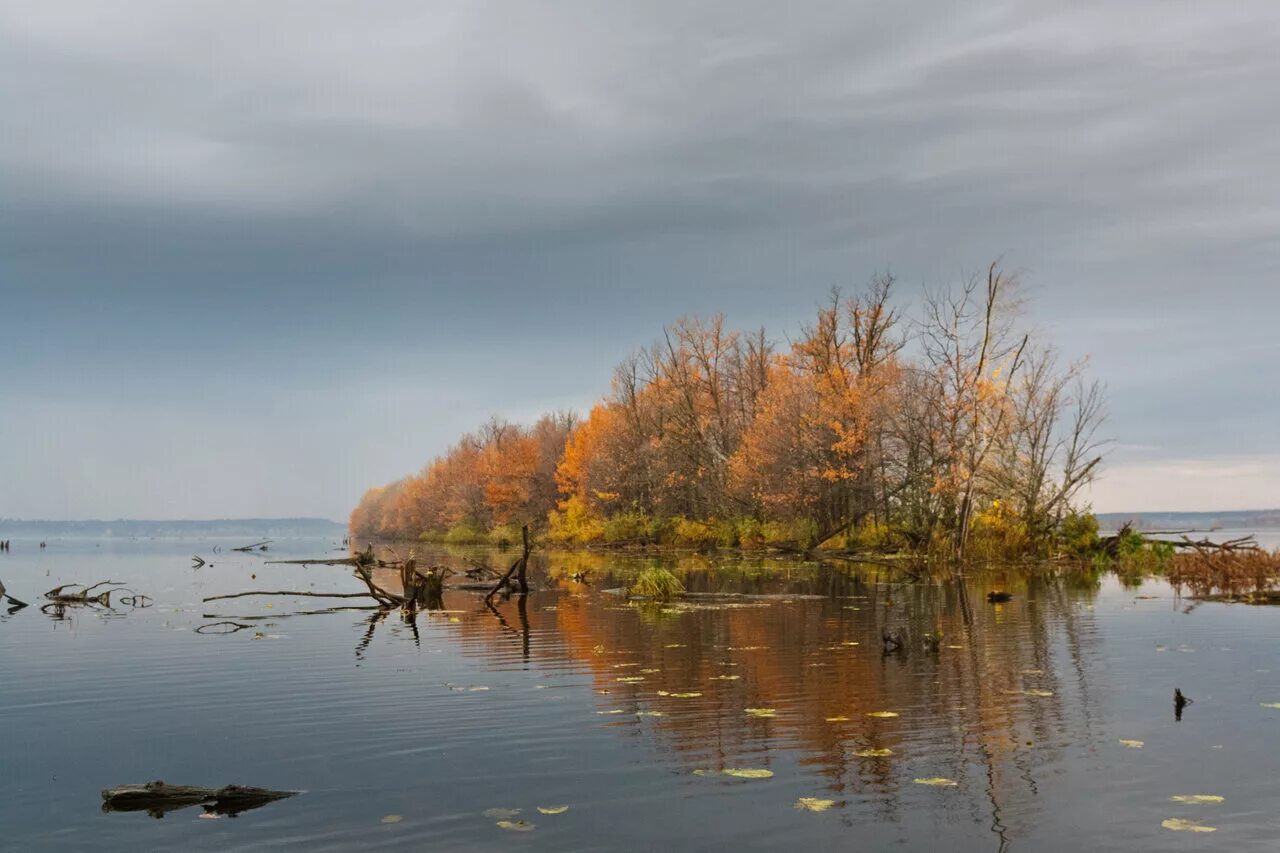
{"left": 448, "top": 617, "right": 460, "bottom": 623}
{"left": 636, "top": 710, "right": 664, "bottom": 717}
{"left": 913, "top": 777, "right": 958, "bottom": 787}
{"left": 537, "top": 805, "right": 569, "bottom": 815}
{"left": 1022, "top": 689, "right": 1054, "bottom": 697}
{"left": 664, "top": 643, "right": 686, "bottom": 648}
{"left": 723, "top": 768, "right": 774, "bottom": 779}
{"left": 381, "top": 814, "right": 402, "bottom": 824}
{"left": 795, "top": 797, "right": 835, "bottom": 812}
{"left": 1118, "top": 739, "right": 1144, "bottom": 749}
{"left": 1162, "top": 818, "right": 1215, "bottom": 833}
{"left": 866, "top": 711, "right": 899, "bottom": 718}
{"left": 825, "top": 715, "right": 849, "bottom": 722}
{"left": 668, "top": 692, "right": 702, "bottom": 698}
{"left": 640, "top": 668, "right": 661, "bottom": 674}
{"left": 745, "top": 708, "right": 777, "bottom": 718}
{"left": 712, "top": 674, "right": 741, "bottom": 680}
{"left": 1261, "top": 703, "right": 1280, "bottom": 709}
{"left": 596, "top": 709, "right": 626, "bottom": 715}
{"left": 483, "top": 808, "right": 520, "bottom": 819}
{"left": 616, "top": 676, "right": 646, "bottom": 683}
{"left": 854, "top": 748, "right": 893, "bottom": 757}
{"left": 496, "top": 820, "right": 535, "bottom": 832}
{"left": 1169, "top": 795, "right": 1224, "bottom": 805}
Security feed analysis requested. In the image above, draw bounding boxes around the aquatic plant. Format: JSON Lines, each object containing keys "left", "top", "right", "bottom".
{"left": 628, "top": 568, "right": 685, "bottom": 600}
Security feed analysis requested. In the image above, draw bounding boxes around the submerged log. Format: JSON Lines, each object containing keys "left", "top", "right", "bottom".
{"left": 102, "top": 781, "right": 297, "bottom": 818}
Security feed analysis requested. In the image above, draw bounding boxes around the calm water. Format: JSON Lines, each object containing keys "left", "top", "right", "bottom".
{"left": 2, "top": 536, "right": 1279, "bottom": 851}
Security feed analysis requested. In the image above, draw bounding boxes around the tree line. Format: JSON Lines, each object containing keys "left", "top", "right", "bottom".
{"left": 351, "top": 264, "right": 1106, "bottom": 559}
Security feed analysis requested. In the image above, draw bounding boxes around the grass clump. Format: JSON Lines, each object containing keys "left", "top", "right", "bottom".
{"left": 628, "top": 567, "right": 685, "bottom": 601}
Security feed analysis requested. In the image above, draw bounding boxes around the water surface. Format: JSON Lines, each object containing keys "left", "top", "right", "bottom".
{"left": 2, "top": 537, "right": 1278, "bottom": 850}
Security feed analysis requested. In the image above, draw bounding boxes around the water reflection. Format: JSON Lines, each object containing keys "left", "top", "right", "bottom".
{"left": 356, "top": 543, "right": 1112, "bottom": 846}
{"left": 3, "top": 538, "right": 1273, "bottom": 850}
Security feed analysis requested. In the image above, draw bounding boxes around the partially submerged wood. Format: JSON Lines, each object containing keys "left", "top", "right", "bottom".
{"left": 0, "top": 577, "right": 29, "bottom": 611}
{"left": 232, "top": 540, "right": 272, "bottom": 552}
{"left": 102, "top": 780, "right": 297, "bottom": 818}
{"left": 486, "top": 525, "right": 531, "bottom": 603}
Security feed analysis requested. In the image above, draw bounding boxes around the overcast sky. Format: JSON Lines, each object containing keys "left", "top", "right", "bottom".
{"left": 2, "top": 1, "right": 1277, "bottom": 521}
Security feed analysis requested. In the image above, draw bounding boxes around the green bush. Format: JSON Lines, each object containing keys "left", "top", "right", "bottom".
{"left": 443, "top": 521, "right": 487, "bottom": 545}
{"left": 603, "top": 509, "right": 651, "bottom": 543}
{"left": 1058, "top": 511, "right": 1100, "bottom": 557}
{"left": 489, "top": 523, "right": 523, "bottom": 548}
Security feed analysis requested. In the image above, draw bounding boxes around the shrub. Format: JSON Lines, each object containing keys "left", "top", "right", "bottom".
{"left": 443, "top": 521, "right": 487, "bottom": 545}
{"left": 547, "top": 496, "right": 605, "bottom": 544}
{"left": 1058, "top": 511, "right": 1100, "bottom": 557}
{"left": 602, "top": 510, "right": 651, "bottom": 543}
{"left": 489, "top": 523, "right": 523, "bottom": 548}
{"left": 672, "top": 517, "right": 719, "bottom": 549}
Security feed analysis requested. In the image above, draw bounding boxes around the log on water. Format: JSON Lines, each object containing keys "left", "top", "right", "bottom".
{"left": 101, "top": 781, "right": 298, "bottom": 818}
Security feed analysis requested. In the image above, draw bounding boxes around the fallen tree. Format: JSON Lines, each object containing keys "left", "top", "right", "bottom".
{"left": 101, "top": 781, "right": 297, "bottom": 818}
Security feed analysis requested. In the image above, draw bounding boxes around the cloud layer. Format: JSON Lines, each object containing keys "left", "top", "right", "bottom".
{"left": 3, "top": 1, "right": 1277, "bottom": 518}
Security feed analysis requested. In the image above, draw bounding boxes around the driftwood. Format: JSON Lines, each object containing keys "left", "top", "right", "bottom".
{"left": 191, "top": 555, "right": 206, "bottom": 568}
{"left": 44, "top": 580, "right": 126, "bottom": 606}
{"left": 1, "top": 578, "right": 29, "bottom": 611}
{"left": 203, "top": 590, "right": 375, "bottom": 603}
{"left": 232, "top": 540, "right": 272, "bottom": 552}
{"left": 102, "top": 781, "right": 297, "bottom": 818}
{"left": 486, "top": 525, "right": 531, "bottom": 603}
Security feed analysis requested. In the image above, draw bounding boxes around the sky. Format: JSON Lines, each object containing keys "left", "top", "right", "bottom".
{"left": 2, "top": 0, "right": 1278, "bottom": 521}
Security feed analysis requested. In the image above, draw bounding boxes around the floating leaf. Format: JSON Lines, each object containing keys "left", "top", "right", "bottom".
{"left": 1022, "top": 689, "right": 1054, "bottom": 697}
{"left": 795, "top": 797, "right": 835, "bottom": 812}
{"left": 728, "top": 646, "right": 765, "bottom": 651}
{"left": 467, "top": 686, "right": 490, "bottom": 692}
{"left": 722, "top": 768, "right": 773, "bottom": 779}
{"left": 640, "top": 668, "right": 661, "bottom": 674}
{"left": 866, "top": 711, "right": 899, "bottom": 718}
{"left": 537, "top": 805, "right": 569, "bottom": 815}
{"left": 825, "top": 715, "right": 850, "bottom": 722}
{"left": 596, "top": 709, "right": 626, "bottom": 715}
{"left": 496, "top": 820, "right": 535, "bottom": 832}
{"left": 1261, "top": 703, "right": 1280, "bottom": 709}
{"left": 745, "top": 708, "right": 777, "bottom": 718}
{"left": 1118, "top": 739, "right": 1144, "bottom": 749}
{"left": 616, "top": 676, "right": 646, "bottom": 683}
{"left": 913, "top": 777, "right": 958, "bottom": 787}
{"left": 946, "top": 644, "right": 964, "bottom": 649}
{"left": 712, "top": 674, "right": 740, "bottom": 681}
{"left": 853, "top": 748, "right": 893, "bottom": 757}
{"left": 483, "top": 808, "right": 520, "bottom": 819}
{"left": 612, "top": 663, "right": 640, "bottom": 668}
{"left": 635, "top": 710, "right": 665, "bottom": 717}
{"left": 1022, "top": 669, "right": 1045, "bottom": 675}
{"left": 661, "top": 691, "right": 702, "bottom": 698}
{"left": 1169, "top": 795, "right": 1224, "bottom": 805}
{"left": 381, "top": 814, "right": 403, "bottom": 824}
{"left": 1161, "top": 818, "right": 1215, "bottom": 833}
{"left": 664, "top": 643, "right": 686, "bottom": 648}
{"left": 448, "top": 617, "right": 460, "bottom": 623}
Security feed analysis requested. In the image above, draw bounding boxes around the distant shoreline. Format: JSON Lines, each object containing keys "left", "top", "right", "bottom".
{"left": 0, "top": 517, "right": 345, "bottom": 538}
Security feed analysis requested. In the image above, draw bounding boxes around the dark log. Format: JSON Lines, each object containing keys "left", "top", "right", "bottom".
{"left": 486, "top": 525, "right": 531, "bottom": 603}
{"left": 203, "top": 590, "right": 377, "bottom": 603}
{"left": 232, "top": 540, "right": 272, "bottom": 552}
{"left": 102, "top": 781, "right": 297, "bottom": 818}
